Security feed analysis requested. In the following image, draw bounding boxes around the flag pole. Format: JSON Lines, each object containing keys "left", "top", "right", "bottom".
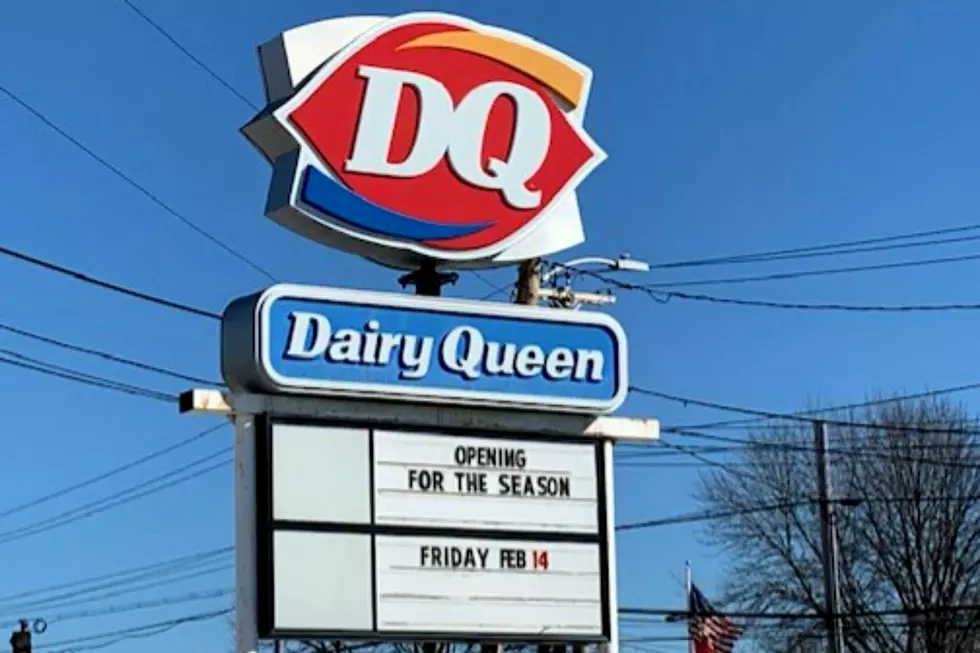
{"left": 685, "top": 560, "right": 693, "bottom": 653}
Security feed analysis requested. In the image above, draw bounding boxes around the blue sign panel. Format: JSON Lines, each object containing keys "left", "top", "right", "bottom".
{"left": 221, "top": 284, "right": 628, "bottom": 413}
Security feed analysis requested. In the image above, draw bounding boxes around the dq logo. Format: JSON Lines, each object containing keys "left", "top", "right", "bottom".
{"left": 243, "top": 13, "right": 606, "bottom": 269}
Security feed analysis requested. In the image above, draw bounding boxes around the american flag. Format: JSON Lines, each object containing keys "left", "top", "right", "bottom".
{"left": 687, "top": 584, "right": 744, "bottom": 653}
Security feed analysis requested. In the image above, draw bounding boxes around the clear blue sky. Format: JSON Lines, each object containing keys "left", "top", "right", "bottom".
{"left": 3, "top": 1, "right": 980, "bottom": 652}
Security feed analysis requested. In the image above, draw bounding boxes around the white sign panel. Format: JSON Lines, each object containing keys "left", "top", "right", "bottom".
{"left": 373, "top": 430, "right": 599, "bottom": 533}
{"left": 374, "top": 535, "right": 604, "bottom": 636}
{"left": 272, "top": 531, "right": 374, "bottom": 632}
{"left": 272, "top": 424, "right": 370, "bottom": 524}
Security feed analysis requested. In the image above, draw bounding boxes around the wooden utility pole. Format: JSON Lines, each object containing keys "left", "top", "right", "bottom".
{"left": 514, "top": 257, "right": 563, "bottom": 653}
{"left": 515, "top": 258, "right": 541, "bottom": 305}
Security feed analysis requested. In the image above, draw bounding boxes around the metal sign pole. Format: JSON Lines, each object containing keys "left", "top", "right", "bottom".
{"left": 236, "top": 413, "right": 259, "bottom": 653}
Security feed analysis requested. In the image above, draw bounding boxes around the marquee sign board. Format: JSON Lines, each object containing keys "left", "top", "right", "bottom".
{"left": 221, "top": 284, "right": 628, "bottom": 414}
{"left": 241, "top": 12, "right": 605, "bottom": 270}
{"left": 254, "top": 418, "right": 611, "bottom": 641}
{"left": 373, "top": 430, "right": 600, "bottom": 534}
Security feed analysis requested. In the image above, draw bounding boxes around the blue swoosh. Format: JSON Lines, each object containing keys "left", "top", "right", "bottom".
{"left": 299, "top": 167, "right": 491, "bottom": 241}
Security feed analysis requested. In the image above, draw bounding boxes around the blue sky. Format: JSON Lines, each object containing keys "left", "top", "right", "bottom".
{"left": 3, "top": 1, "right": 980, "bottom": 652}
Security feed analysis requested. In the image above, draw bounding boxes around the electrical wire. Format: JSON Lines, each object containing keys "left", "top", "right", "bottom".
{"left": 33, "top": 608, "right": 232, "bottom": 652}
{"left": 0, "top": 84, "right": 275, "bottom": 281}
{"left": 118, "top": 0, "right": 259, "bottom": 110}
{"left": 0, "top": 562, "right": 232, "bottom": 617}
{"left": 660, "top": 428, "right": 980, "bottom": 472}
{"left": 616, "top": 460, "right": 752, "bottom": 469}
{"left": 632, "top": 386, "right": 980, "bottom": 434}
{"left": 616, "top": 492, "right": 980, "bottom": 532}
{"left": 616, "top": 499, "right": 819, "bottom": 531}
{"left": 0, "top": 588, "right": 233, "bottom": 629}
{"left": 648, "top": 223, "right": 980, "bottom": 269}
{"left": 667, "top": 381, "right": 980, "bottom": 432}
{"left": 560, "top": 264, "right": 980, "bottom": 312}
{"left": 662, "top": 290, "right": 980, "bottom": 312}
{"left": 0, "top": 244, "right": 221, "bottom": 320}
{"left": 0, "top": 350, "right": 176, "bottom": 403}
{"left": 479, "top": 280, "right": 514, "bottom": 301}
{"left": 618, "top": 437, "right": 980, "bottom": 463}
{"left": 0, "top": 546, "right": 230, "bottom": 606}
{"left": 618, "top": 604, "right": 980, "bottom": 620}
{"left": 0, "top": 423, "right": 226, "bottom": 521}
{"left": 0, "top": 320, "right": 220, "bottom": 386}
{"left": 647, "top": 251, "right": 980, "bottom": 289}
{"left": 0, "top": 450, "right": 231, "bottom": 546}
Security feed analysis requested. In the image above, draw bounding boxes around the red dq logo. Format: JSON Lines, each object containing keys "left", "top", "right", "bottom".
{"left": 245, "top": 13, "right": 606, "bottom": 268}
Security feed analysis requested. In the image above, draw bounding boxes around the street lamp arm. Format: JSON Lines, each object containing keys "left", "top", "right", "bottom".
{"left": 542, "top": 256, "right": 650, "bottom": 283}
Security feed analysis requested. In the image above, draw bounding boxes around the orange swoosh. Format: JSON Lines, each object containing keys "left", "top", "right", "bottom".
{"left": 398, "top": 30, "right": 585, "bottom": 108}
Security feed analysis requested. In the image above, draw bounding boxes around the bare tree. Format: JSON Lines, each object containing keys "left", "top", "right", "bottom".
{"left": 695, "top": 397, "right": 980, "bottom": 653}
{"left": 284, "top": 641, "right": 537, "bottom": 653}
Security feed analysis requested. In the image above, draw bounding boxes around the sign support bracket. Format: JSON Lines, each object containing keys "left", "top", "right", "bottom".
{"left": 398, "top": 260, "right": 459, "bottom": 296}
{"left": 180, "top": 390, "right": 658, "bottom": 443}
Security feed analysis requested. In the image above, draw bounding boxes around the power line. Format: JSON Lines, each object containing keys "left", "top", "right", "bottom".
{"left": 649, "top": 223, "right": 980, "bottom": 270}
{"left": 621, "top": 617, "right": 980, "bottom": 632}
{"left": 0, "top": 320, "right": 220, "bottom": 386}
{"left": 0, "top": 347, "right": 179, "bottom": 399}
{"left": 648, "top": 251, "right": 980, "bottom": 289}
{"left": 0, "top": 244, "right": 221, "bottom": 320}
{"left": 0, "top": 588, "right": 232, "bottom": 629}
{"left": 619, "top": 437, "right": 980, "bottom": 462}
{"left": 118, "top": 0, "right": 259, "bottom": 110}
{"left": 0, "top": 546, "right": 230, "bottom": 606}
{"left": 0, "top": 83, "right": 275, "bottom": 280}
{"left": 631, "top": 386, "right": 980, "bottom": 434}
{"left": 668, "top": 382, "right": 980, "bottom": 432}
{"left": 618, "top": 439, "right": 754, "bottom": 471}
{"left": 0, "top": 423, "right": 226, "bottom": 521}
{"left": 0, "top": 561, "right": 232, "bottom": 617}
{"left": 33, "top": 608, "right": 232, "bottom": 652}
{"left": 0, "top": 353, "right": 176, "bottom": 403}
{"left": 0, "top": 450, "right": 231, "bottom": 545}
{"left": 479, "top": 280, "right": 514, "bottom": 301}
{"left": 661, "top": 427, "right": 980, "bottom": 472}
{"left": 662, "top": 290, "right": 980, "bottom": 312}
{"left": 562, "top": 264, "right": 980, "bottom": 312}
{"left": 619, "top": 604, "right": 980, "bottom": 620}
{"left": 616, "top": 493, "right": 980, "bottom": 532}
{"left": 616, "top": 500, "right": 818, "bottom": 531}
{"left": 616, "top": 460, "right": 752, "bottom": 469}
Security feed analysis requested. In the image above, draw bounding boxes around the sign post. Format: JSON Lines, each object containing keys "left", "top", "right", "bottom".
{"left": 191, "top": 10, "right": 659, "bottom": 653}
{"left": 186, "top": 283, "right": 655, "bottom": 653}
{"left": 183, "top": 391, "right": 654, "bottom": 653}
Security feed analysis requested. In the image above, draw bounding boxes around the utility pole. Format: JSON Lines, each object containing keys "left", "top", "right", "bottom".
{"left": 516, "top": 258, "right": 541, "bottom": 305}
{"left": 513, "top": 257, "right": 561, "bottom": 653}
{"left": 814, "top": 421, "right": 845, "bottom": 653}
{"left": 9, "top": 621, "right": 30, "bottom": 653}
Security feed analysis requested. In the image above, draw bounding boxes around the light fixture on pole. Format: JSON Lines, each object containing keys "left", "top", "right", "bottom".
{"left": 539, "top": 255, "right": 650, "bottom": 309}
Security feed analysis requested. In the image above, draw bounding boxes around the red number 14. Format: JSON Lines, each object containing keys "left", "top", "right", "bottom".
{"left": 532, "top": 550, "right": 550, "bottom": 570}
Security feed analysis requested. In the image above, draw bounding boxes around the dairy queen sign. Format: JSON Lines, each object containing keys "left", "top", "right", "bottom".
{"left": 179, "top": 11, "right": 659, "bottom": 653}
{"left": 242, "top": 12, "right": 606, "bottom": 269}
